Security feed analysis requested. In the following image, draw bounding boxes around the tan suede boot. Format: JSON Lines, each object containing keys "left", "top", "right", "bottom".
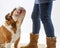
{"left": 46, "top": 37, "right": 56, "bottom": 48}
{"left": 21, "top": 33, "right": 39, "bottom": 48}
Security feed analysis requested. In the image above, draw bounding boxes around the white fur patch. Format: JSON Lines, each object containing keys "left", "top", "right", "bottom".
{"left": 12, "top": 15, "right": 19, "bottom": 21}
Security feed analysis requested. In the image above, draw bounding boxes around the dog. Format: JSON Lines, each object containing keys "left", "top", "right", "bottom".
{"left": 0, "top": 7, "right": 26, "bottom": 48}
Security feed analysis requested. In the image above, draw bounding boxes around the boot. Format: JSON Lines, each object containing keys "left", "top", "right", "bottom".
{"left": 46, "top": 37, "right": 56, "bottom": 48}
{"left": 21, "top": 33, "right": 39, "bottom": 48}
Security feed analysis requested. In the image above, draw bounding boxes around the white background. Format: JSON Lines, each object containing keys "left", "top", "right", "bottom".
{"left": 0, "top": 0, "right": 60, "bottom": 48}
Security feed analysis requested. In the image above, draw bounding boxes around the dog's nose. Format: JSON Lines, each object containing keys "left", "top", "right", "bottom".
{"left": 16, "top": 9, "right": 22, "bottom": 14}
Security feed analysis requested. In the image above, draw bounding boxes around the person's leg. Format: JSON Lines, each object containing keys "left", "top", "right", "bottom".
{"left": 21, "top": 4, "right": 40, "bottom": 48}
{"left": 31, "top": 4, "right": 40, "bottom": 34}
{"left": 40, "top": 2, "right": 56, "bottom": 48}
{"left": 40, "top": 2, "right": 54, "bottom": 37}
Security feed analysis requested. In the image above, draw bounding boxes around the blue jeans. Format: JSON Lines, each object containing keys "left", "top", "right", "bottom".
{"left": 31, "top": 2, "right": 55, "bottom": 37}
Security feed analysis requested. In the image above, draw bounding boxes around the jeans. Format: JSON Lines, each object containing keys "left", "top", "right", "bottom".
{"left": 31, "top": 2, "right": 55, "bottom": 37}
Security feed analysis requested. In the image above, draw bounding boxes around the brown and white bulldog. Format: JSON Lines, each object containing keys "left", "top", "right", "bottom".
{"left": 0, "top": 7, "right": 26, "bottom": 48}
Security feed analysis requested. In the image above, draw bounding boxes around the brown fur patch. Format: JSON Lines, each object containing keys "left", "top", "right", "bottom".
{"left": 0, "top": 26, "right": 12, "bottom": 43}
{"left": 5, "top": 8, "right": 17, "bottom": 33}
{"left": 0, "top": 27, "right": 5, "bottom": 44}
{"left": 11, "top": 27, "right": 16, "bottom": 34}
{"left": 5, "top": 20, "right": 11, "bottom": 25}
{"left": 5, "top": 13, "right": 11, "bottom": 21}
{"left": 11, "top": 21, "right": 17, "bottom": 33}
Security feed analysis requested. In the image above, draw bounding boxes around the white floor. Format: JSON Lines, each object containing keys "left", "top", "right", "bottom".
{"left": 11, "top": 44, "right": 45, "bottom": 48}
{"left": 19, "top": 44, "right": 46, "bottom": 48}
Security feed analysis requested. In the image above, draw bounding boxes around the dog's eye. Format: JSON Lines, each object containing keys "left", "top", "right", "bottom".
{"left": 5, "top": 13, "right": 11, "bottom": 20}
{"left": 5, "top": 15, "right": 12, "bottom": 21}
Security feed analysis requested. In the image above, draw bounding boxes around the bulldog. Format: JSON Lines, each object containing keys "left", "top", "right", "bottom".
{"left": 0, "top": 7, "right": 26, "bottom": 48}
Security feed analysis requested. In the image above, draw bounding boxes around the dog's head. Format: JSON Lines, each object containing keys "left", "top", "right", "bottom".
{"left": 12, "top": 7, "right": 23, "bottom": 16}
{"left": 5, "top": 7, "right": 23, "bottom": 33}
{"left": 5, "top": 7, "right": 26, "bottom": 30}
{"left": 5, "top": 7, "right": 23, "bottom": 22}
{"left": 5, "top": 8, "right": 17, "bottom": 31}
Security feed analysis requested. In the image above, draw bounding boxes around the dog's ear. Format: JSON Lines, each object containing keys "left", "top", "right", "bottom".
{"left": 5, "top": 8, "right": 16, "bottom": 21}
{"left": 5, "top": 13, "right": 12, "bottom": 21}
{"left": 10, "top": 8, "right": 16, "bottom": 16}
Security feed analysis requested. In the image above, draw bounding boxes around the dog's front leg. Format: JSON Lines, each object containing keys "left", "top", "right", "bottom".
{"left": 14, "top": 37, "right": 20, "bottom": 48}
